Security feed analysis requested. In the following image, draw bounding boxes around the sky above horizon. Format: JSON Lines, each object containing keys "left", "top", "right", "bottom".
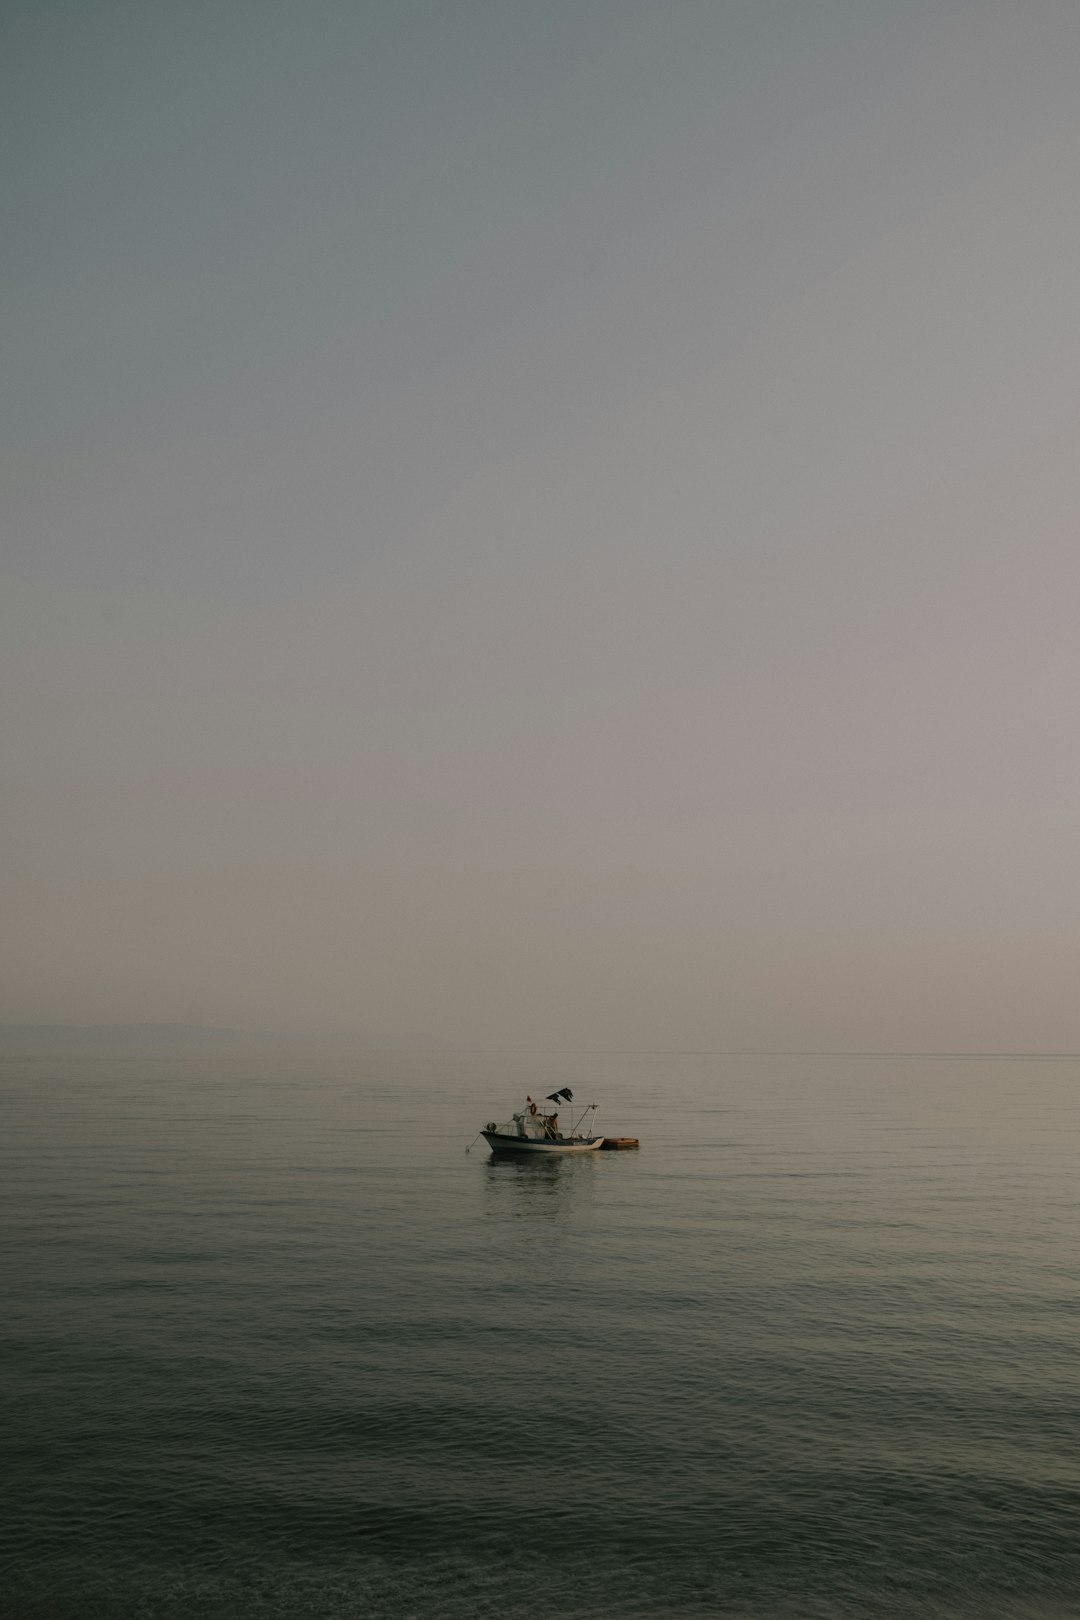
{"left": 4, "top": 0, "right": 1080, "bottom": 1049}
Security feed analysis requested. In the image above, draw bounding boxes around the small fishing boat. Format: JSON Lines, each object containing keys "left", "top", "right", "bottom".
{"left": 480, "top": 1089, "right": 605, "bottom": 1154}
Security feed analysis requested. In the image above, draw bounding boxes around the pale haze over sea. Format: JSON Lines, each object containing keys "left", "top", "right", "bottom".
{"left": 6, "top": 11, "right": 1080, "bottom": 1618}
{"left": 5, "top": 0, "right": 1080, "bottom": 1055}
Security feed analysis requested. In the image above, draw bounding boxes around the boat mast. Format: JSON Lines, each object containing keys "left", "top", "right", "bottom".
{"left": 569, "top": 1101, "right": 596, "bottom": 1138}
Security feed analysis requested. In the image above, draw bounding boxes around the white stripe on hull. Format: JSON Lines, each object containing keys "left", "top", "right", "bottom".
{"left": 481, "top": 1132, "right": 605, "bottom": 1154}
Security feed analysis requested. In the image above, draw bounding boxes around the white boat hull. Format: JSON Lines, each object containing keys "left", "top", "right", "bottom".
{"left": 481, "top": 1131, "right": 605, "bottom": 1154}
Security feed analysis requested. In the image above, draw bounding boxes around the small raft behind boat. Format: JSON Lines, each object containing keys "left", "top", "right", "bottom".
{"left": 599, "top": 1137, "right": 640, "bottom": 1150}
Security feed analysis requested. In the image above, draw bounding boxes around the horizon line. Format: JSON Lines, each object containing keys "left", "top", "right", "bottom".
{"left": 2, "top": 1024, "right": 1079, "bottom": 1060}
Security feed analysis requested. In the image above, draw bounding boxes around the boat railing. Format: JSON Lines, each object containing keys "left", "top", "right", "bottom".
{"left": 490, "top": 1101, "right": 601, "bottom": 1141}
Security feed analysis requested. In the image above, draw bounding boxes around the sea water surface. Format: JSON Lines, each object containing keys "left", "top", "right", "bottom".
{"left": 3, "top": 1043, "right": 1080, "bottom": 1619}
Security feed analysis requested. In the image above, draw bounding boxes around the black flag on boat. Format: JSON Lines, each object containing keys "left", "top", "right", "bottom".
{"left": 546, "top": 1088, "right": 573, "bottom": 1103}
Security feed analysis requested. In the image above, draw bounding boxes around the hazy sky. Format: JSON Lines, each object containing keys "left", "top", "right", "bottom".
{"left": 4, "top": 0, "right": 1080, "bottom": 1049}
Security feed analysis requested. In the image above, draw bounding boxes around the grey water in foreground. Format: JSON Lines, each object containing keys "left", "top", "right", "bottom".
{"left": 4, "top": 1043, "right": 1080, "bottom": 1619}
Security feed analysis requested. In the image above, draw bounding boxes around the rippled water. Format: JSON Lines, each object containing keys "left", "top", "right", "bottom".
{"left": 4, "top": 1043, "right": 1080, "bottom": 1618}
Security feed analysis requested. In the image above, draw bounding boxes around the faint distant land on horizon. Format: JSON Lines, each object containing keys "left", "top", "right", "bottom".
{"left": 0, "top": 1023, "right": 453, "bottom": 1051}
{"left": 0, "top": 1023, "right": 248, "bottom": 1048}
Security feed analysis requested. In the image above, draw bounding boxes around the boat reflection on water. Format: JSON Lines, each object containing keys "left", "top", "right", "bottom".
{"left": 481, "top": 1146, "right": 600, "bottom": 1223}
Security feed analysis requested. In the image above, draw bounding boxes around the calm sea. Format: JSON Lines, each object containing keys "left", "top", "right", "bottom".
{"left": 3, "top": 1043, "right": 1080, "bottom": 1619}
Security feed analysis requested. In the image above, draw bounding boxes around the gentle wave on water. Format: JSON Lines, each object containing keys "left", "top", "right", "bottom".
{"left": 3, "top": 1046, "right": 1080, "bottom": 1618}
